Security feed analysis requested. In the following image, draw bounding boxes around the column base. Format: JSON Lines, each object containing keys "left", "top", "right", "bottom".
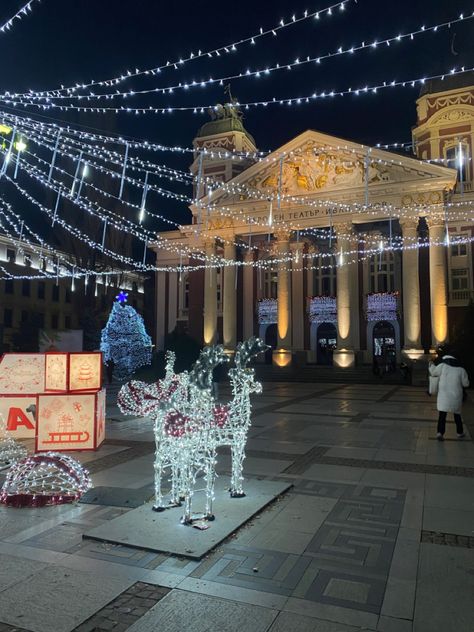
{"left": 272, "top": 349, "right": 293, "bottom": 368}
{"left": 401, "top": 347, "right": 425, "bottom": 362}
{"left": 333, "top": 349, "right": 356, "bottom": 368}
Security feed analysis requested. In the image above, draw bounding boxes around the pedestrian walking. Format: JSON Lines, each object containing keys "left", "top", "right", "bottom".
{"left": 428, "top": 354, "right": 469, "bottom": 441}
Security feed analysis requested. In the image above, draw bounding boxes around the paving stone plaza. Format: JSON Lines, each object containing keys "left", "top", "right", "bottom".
{"left": 1, "top": 380, "right": 474, "bottom": 632}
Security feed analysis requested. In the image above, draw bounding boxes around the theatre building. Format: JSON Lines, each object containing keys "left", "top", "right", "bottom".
{"left": 152, "top": 78, "right": 474, "bottom": 367}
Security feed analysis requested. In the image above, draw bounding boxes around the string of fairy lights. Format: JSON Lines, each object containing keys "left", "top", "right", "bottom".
{"left": 6, "top": 0, "right": 351, "bottom": 98}
{"left": 0, "top": 0, "right": 39, "bottom": 35}
{"left": 3, "top": 12, "right": 471, "bottom": 105}
{"left": 3, "top": 66, "right": 473, "bottom": 115}
{"left": 0, "top": 2, "right": 472, "bottom": 284}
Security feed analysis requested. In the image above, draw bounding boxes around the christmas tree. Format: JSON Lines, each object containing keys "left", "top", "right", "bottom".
{"left": 100, "top": 292, "right": 152, "bottom": 380}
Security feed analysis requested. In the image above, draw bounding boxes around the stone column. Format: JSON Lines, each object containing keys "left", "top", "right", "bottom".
{"left": 428, "top": 217, "right": 449, "bottom": 347}
{"left": 290, "top": 241, "right": 304, "bottom": 351}
{"left": 223, "top": 241, "right": 237, "bottom": 351}
{"left": 168, "top": 271, "right": 178, "bottom": 335}
{"left": 399, "top": 217, "right": 422, "bottom": 353}
{"left": 242, "top": 248, "right": 254, "bottom": 340}
{"left": 333, "top": 222, "right": 359, "bottom": 367}
{"left": 274, "top": 230, "right": 292, "bottom": 365}
{"left": 203, "top": 238, "right": 218, "bottom": 345}
{"left": 306, "top": 245, "right": 316, "bottom": 298}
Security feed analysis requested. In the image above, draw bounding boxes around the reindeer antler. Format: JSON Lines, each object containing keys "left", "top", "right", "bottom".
{"left": 189, "top": 345, "right": 229, "bottom": 390}
{"left": 234, "top": 337, "right": 268, "bottom": 369}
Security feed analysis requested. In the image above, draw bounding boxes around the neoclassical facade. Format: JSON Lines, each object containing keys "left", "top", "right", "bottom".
{"left": 153, "top": 79, "right": 474, "bottom": 367}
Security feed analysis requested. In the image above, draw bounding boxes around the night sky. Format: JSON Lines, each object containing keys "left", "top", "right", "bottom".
{"left": 0, "top": 0, "right": 472, "bottom": 231}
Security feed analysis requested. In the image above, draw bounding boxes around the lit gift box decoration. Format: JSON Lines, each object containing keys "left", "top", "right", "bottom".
{"left": 0, "top": 352, "right": 105, "bottom": 450}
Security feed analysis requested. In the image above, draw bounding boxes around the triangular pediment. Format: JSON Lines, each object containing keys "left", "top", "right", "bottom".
{"left": 202, "top": 129, "right": 457, "bottom": 206}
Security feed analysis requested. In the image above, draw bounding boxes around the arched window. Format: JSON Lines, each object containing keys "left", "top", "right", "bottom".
{"left": 369, "top": 250, "right": 395, "bottom": 293}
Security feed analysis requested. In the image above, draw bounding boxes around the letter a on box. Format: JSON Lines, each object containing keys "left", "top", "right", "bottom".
{"left": 7, "top": 407, "right": 35, "bottom": 431}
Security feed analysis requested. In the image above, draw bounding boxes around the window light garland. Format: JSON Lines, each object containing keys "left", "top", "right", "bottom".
{"left": 257, "top": 297, "right": 277, "bottom": 324}
{"left": 366, "top": 291, "right": 399, "bottom": 321}
{"left": 307, "top": 296, "right": 337, "bottom": 323}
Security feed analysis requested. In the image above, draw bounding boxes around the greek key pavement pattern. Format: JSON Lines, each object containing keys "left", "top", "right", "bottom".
{"left": 189, "top": 481, "right": 406, "bottom": 614}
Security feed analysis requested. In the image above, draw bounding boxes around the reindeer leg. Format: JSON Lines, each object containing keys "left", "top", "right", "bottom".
{"left": 152, "top": 443, "right": 166, "bottom": 511}
{"left": 204, "top": 451, "right": 217, "bottom": 521}
{"left": 230, "top": 436, "right": 246, "bottom": 498}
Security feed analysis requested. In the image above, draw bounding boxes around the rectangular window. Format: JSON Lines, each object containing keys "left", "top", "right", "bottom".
{"left": 52, "top": 285, "right": 60, "bottom": 302}
{"left": 4, "top": 279, "right": 14, "bottom": 294}
{"left": 22, "top": 280, "right": 30, "bottom": 297}
{"left": 37, "top": 313, "right": 45, "bottom": 328}
{"left": 65, "top": 315, "right": 71, "bottom": 329}
{"left": 451, "top": 268, "right": 469, "bottom": 290}
{"left": 4, "top": 308, "right": 13, "bottom": 327}
{"left": 6, "top": 248, "right": 15, "bottom": 263}
{"left": 21, "top": 310, "right": 28, "bottom": 323}
{"left": 65, "top": 289, "right": 71, "bottom": 303}
{"left": 51, "top": 314, "right": 59, "bottom": 329}
{"left": 38, "top": 282, "right": 45, "bottom": 299}
{"left": 451, "top": 238, "right": 467, "bottom": 257}
{"left": 24, "top": 254, "right": 32, "bottom": 267}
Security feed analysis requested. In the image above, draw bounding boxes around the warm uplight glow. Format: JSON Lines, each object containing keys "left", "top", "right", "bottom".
{"left": 273, "top": 349, "right": 292, "bottom": 367}
{"left": 333, "top": 349, "right": 355, "bottom": 368}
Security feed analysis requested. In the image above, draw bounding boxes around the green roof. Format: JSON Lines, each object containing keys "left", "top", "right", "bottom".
{"left": 196, "top": 117, "right": 256, "bottom": 146}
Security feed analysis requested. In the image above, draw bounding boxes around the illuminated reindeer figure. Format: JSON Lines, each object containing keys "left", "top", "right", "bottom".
{"left": 117, "top": 338, "right": 266, "bottom": 525}
{"left": 225, "top": 337, "right": 268, "bottom": 497}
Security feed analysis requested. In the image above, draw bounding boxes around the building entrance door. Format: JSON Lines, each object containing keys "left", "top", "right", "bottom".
{"left": 316, "top": 322, "right": 337, "bottom": 365}
{"left": 264, "top": 323, "right": 277, "bottom": 364}
{"left": 373, "top": 320, "right": 396, "bottom": 373}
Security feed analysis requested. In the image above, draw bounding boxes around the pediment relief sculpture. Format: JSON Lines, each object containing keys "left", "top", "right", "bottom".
{"left": 250, "top": 152, "right": 390, "bottom": 195}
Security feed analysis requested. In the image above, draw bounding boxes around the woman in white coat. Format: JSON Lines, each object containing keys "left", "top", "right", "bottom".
{"left": 429, "top": 355, "right": 469, "bottom": 440}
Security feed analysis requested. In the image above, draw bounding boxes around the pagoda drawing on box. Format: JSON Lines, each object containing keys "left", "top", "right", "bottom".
{"left": 77, "top": 360, "right": 93, "bottom": 385}
{"left": 68, "top": 354, "right": 102, "bottom": 392}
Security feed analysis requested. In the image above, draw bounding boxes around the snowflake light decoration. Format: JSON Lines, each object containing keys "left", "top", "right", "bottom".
{"left": 118, "top": 337, "right": 268, "bottom": 525}
{"left": 0, "top": 452, "right": 92, "bottom": 507}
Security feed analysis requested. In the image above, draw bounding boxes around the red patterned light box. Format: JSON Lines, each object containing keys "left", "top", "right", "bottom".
{"left": 0, "top": 352, "right": 105, "bottom": 451}
{"left": 69, "top": 353, "right": 102, "bottom": 392}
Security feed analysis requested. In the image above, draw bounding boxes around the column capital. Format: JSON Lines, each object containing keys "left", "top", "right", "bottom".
{"left": 274, "top": 228, "right": 292, "bottom": 243}
{"left": 333, "top": 221, "right": 354, "bottom": 236}
{"left": 426, "top": 214, "right": 446, "bottom": 230}
{"left": 398, "top": 216, "right": 420, "bottom": 233}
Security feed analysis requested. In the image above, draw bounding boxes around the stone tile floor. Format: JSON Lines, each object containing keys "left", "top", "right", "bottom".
{"left": 1, "top": 381, "right": 474, "bottom": 631}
